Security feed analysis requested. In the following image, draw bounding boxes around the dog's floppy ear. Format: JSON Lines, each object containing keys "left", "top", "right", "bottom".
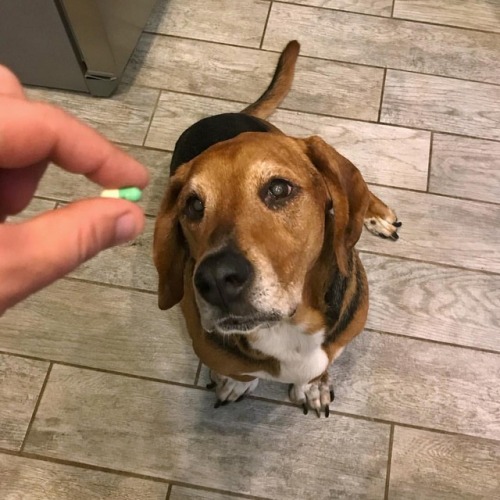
{"left": 153, "top": 170, "right": 189, "bottom": 310}
{"left": 301, "top": 135, "right": 369, "bottom": 275}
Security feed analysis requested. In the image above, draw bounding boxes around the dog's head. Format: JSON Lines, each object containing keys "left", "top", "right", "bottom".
{"left": 154, "top": 132, "right": 368, "bottom": 334}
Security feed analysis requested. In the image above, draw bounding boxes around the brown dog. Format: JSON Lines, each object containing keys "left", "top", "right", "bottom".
{"left": 153, "top": 41, "right": 400, "bottom": 416}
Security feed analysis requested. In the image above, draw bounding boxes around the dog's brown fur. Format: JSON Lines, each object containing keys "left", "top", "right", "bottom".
{"left": 153, "top": 41, "right": 399, "bottom": 413}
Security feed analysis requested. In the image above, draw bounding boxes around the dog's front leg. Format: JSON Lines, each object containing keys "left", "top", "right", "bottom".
{"left": 207, "top": 371, "right": 259, "bottom": 408}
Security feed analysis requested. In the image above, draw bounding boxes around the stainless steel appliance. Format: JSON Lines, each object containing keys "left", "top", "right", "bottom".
{"left": 0, "top": 0, "right": 158, "bottom": 96}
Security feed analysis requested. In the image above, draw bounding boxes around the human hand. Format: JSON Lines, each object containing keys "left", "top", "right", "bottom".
{"left": 0, "top": 65, "right": 149, "bottom": 314}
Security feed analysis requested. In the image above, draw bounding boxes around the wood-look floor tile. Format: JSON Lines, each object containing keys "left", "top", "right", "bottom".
{"left": 124, "top": 35, "right": 384, "bottom": 120}
{"left": 288, "top": 54, "right": 383, "bottom": 120}
{"left": 25, "top": 365, "right": 390, "bottom": 499}
{"left": 285, "top": 0, "right": 393, "bottom": 16}
{"left": 393, "top": 0, "right": 500, "bottom": 33}
{"left": 170, "top": 486, "right": 250, "bottom": 500}
{"left": 263, "top": 3, "right": 500, "bottom": 84}
{"left": 0, "top": 280, "right": 198, "bottom": 383}
{"left": 0, "top": 453, "right": 168, "bottom": 500}
{"left": 334, "top": 333, "right": 499, "bottom": 440}
{"left": 357, "top": 185, "right": 500, "bottom": 273}
{"left": 25, "top": 85, "right": 160, "bottom": 146}
{"left": 362, "top": 253, "right": 500, "bottom": 352}
{"left": 273, "top": 109, "right": 430, "bottom": 190}
{"left": 0, "top": 354, "right": 49, "bottom": 450}
{"left": 389, "top": 427, "right": 500, "bottom": 499}
{"left": 145, "top": 92, "right": 429, "bottom": 190}
{"left": 145, "top": 92, "right": 239, "bottom": 151}
{"left": 70, "top": 217, "right": 156, "bottom": 292}
{"left": 146, "top": 0, "right": 270, "bottom": 47}
{"left": 429, "top": 134, "right": 500, "bottom": 204}
{"left": 381, "top": 70, "right": 500, "bottom": 140}
{"left": 246, "top": 331, "right": 500, "bottom": 440}
{"left": 36, "top": 145, "right": 171, "bottom": 216}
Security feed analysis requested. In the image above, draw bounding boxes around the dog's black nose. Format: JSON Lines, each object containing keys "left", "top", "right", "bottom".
{"left": 194, "top": 248, "right": 253, "bottom": 310}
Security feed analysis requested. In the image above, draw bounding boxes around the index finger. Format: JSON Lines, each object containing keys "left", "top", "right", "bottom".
{"left": 0, "top": 65, "right": 25, "bottom": 99}
{"left": 0, "top": 97, "right": 149, "bottom": 188}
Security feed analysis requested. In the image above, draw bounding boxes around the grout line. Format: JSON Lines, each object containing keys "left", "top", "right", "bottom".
{"left": 382, "top": 56, "right": 500, "bottom": 84}
{"left": 0, "top": 448, "right": 271, "bottom": 500}
{"left": 12, "top": 196, "right": 500, "bottom": 297}
{"left": 426, "top": 132, "right": 433, "bottom": 192}
{"left": 425, "top": 189, "right": 500, "bottom": 206}
{"left": 363, "top": 328, "right": 500, "bottom": 356}
{"left": 390, "top": 0, "right": 396, "bottom": 18}
{"left": 105, "top": 78, "right": 500, "bottom": 146}
{"left": 33, "top": 169, "right": 500, "bottom": 210}
{"left": 365, "top": 180, "right": 500, "bottom": 207}
{"left": 53, "top": 362, "right": 201, "bottom": 390}
{"left": 222, "top": 393, "right": 500, "bottom": 442}
{"left": 165, "top": 484, "right": 173, "bottom": 500}
{"left": 364, "top": 180, "right": 500, "bottom": 208}
{"left": 166, "top": 483, "right": 264, "bottom": 500}
{"left": 384, "top": 425, "right": 395, "bottom": 500}
{"left": 115, "top": 140, "right": 173, "bottom": 154}
{"left": 69, "top": 235, "right": 500, "bottom": 281}
{"left": 0, "top": 356, "right": 498, "bottom": 444}
{"left": 145, "top": 32, "right": 387, "bottom": 70}
{"left": 3, "top": 351, "right": 500, "bottom": 428}
{"left": 193, "top": 361, "right": 203, "bottom": 386}
{"left": 24, "top": 195, "right": 60, "bottom": 206}
{"left": 392, "top": 14, "right": 500, "bottom": 35}
{"left": 61, "top": 276, "right": 157, "bottom": 296}
{"left": 142, "top": 89, "right": 162, "bottom": 147}
{"left": 260, "top": 1, "right": 273, "bottom": 49}
{"left": 377, "top": 68, "right": 387, "bottom": 122}
{"left": 272, "top": 0, "right": 500, "bottom": 36}
{"left": 358, "top": 247, "right": 500, "bottom": 278}
{"left": 0, "top": 355, "right": 203, "bottom": 392}
{"left": 2, "top": 303, "right": 499, "bottom": 375}
{"left": 20, "top": 363, "right": 53, "bottom": 453}
{"left": 120, "top": 83, "right": 500, "bottom": 145}
{"left": 33, "top": 195, "right": 163, "bottom": 218}
{"left": 136, "top": 31, "right": 500, "bottom": 88}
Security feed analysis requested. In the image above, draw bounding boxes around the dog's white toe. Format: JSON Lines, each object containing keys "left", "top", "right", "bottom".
{"left": 209, "top": 371, "right": 259, "bottom": 406}
{"left": 364, "top": 207, "right": 401, "bottom": 241}
{"left": 289, "top": 376, "right": 334, "bottom": 417}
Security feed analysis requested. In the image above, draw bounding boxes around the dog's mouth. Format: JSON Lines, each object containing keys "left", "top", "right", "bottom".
{"left": 213, "top": 313, "right": 282, "bottom": 334}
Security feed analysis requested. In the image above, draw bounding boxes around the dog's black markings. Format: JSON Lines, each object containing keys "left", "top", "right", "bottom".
{"left": 323, "top": 254, "right": 364, "bottom": 346}
{"left": 324, "top": 262, "right": 350, "bottom": 329}
{"left": 170, "top": 113, "right": 273, "bottom": 175}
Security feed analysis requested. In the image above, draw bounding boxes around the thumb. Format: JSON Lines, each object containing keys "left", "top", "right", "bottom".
{"left": 0, "top": 198, "right": 145, "bottom": 313}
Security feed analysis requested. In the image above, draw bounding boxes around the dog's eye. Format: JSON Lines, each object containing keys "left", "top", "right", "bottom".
{"left": 184, "top": 195, "right": 205, "bottom": 221}
{"left": 269, "top": 179, "right": 292, "bottom": 198}
{"left": 261, "top": 178, "right": 295, "bottom": 208}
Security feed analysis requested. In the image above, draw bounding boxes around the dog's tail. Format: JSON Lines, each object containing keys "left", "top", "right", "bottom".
{"left": 241, "top": 40, "right": 300, "bottom": 119}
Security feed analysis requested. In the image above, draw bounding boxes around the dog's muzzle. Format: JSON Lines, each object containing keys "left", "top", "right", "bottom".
{"left": 194, "top": 246, "right": 284, "bottom": 334}
{"left": 194, "top": 247, "right": 254, "bottom": 313}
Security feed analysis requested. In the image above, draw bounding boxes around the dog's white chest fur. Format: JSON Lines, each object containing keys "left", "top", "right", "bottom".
{"left": 247, "top": 322, "right": 329, "bottom": 384}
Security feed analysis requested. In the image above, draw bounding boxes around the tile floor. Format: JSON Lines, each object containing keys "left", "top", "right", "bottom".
{"left": 1, "top": 1, "right": 500, "bottom": 498}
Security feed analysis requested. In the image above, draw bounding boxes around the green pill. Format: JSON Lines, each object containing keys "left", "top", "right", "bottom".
{"left": 101, "top": 187, "right": 143, "bottom": 202}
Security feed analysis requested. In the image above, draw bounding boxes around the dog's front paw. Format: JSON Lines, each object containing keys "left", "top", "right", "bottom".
{"left": 364, "top": 206, "right": 401, "bottom": 241}
{"left": 207, "top": 371, "right": 259, "bottom": 408}
{"left": 289, "top": 377, "right": 334, "bottom": 418}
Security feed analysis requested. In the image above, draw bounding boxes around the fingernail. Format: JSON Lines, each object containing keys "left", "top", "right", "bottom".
{"left": 114, "top": 213, "right": 139, "bottom": 244}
